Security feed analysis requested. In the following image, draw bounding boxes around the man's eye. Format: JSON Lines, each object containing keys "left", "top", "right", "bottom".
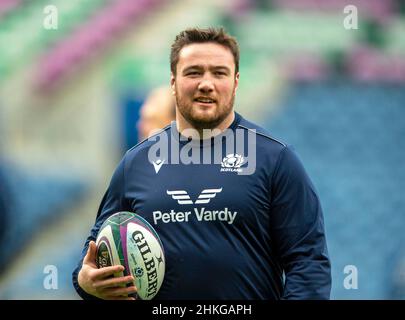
{"left": 215, "top": 72, "right": 226, "bottom": 76}
{"left": 187, "top": 72, "right": 200, "bottom": 76}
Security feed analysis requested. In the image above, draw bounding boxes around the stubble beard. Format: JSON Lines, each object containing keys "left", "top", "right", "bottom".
{"left": 175, "top": 87, "right": 236, "bottom": 131}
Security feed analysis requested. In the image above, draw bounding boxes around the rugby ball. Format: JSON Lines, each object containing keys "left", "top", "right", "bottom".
{"left": 95, "top": 211, "right": 165, "bottom": 300}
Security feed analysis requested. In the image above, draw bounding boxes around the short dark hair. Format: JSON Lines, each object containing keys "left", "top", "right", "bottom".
{"left": 170, "top": 27, "right": 240, "bottom": 76}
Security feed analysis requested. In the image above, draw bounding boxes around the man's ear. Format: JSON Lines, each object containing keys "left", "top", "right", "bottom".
{"left": 234, "top": 72, "right": 240, "bottom": 93}
{"left": 170, "top": 73, "right": 176, "bottom": 95}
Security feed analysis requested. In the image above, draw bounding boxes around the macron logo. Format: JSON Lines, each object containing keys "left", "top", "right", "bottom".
{"left": 167, "top": 188, "right": 223, "bottom": 205}
{"left": 152, "top": 159, "right": 165, "bottom": 174}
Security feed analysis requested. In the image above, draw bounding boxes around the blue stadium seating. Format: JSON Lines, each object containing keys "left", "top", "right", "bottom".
{"left": 264, "top": 80, "right": 405, "bottom": 299}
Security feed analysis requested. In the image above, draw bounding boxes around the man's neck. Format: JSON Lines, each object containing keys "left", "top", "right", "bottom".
{"left": 176, "top": 111, "right": 235, "bottom": 140}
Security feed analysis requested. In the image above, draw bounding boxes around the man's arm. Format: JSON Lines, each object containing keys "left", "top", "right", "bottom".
{"left": 269, "top": 146, "right": 331, "bottom": 299}
{"left": 72, "top": 156, "right": 136, "bottom": 299}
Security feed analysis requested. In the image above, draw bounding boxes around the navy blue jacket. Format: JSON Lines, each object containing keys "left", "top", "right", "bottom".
{"left": 72, "top": 112, "right": 331, "bottom": 300}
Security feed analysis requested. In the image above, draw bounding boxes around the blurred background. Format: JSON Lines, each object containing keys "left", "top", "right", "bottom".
{"left": 0, "top": 0, "right": 404, "bottom": 299}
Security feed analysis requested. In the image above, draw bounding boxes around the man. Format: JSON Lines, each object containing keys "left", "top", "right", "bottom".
{"left": 72, "top": 27, "right": 331, "bottom": 300}
{"left": 137, "top": 86, "right": 176, "bottom": 141}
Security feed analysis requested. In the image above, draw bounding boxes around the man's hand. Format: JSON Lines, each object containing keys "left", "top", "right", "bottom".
{"left": 78, "top": 241, "right": 137, "bottom": 300}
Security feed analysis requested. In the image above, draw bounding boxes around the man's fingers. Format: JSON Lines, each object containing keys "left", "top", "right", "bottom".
{"left": 92, "top": 264, "right": 125, "bottom": 280}
{"left": 83, "top": 241, "right": 97, "bottom": 265}
{"left": 94, "top": 275, "right": 135, "bottom": 290}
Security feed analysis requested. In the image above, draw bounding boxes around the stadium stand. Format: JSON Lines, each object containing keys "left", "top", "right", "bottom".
{"left": 265, "top": 80, "right": 405, "bottom": 299}
{"left": 0, "top": 160, "right": 88, "bottom": 277}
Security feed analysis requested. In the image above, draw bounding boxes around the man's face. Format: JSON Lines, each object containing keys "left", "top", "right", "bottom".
{"left": 138, "top": 104, "right": 170, "bottom": 140}
{"left": 171, "top": 42, "right": 239, "bottom": 130}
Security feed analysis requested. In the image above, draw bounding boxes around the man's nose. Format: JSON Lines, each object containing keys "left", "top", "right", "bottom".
{"left": 197, "top": 77, "right": 214, "bottom": 93}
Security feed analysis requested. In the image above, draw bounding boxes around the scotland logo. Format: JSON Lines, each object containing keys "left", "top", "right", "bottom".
{"left": 221, "top": 154, "right": 245, "bottom": 173}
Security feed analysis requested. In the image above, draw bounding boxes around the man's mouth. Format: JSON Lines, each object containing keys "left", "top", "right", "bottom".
{"left": 194, "top": 97, "right": 216, "bottom": 104}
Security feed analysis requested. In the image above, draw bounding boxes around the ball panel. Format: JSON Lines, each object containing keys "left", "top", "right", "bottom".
{"left": 107, "top": 211, "right": 135, "bottom": 226}
{"left": 96, "top": 240, "right": 112, "bottom": 268}
{"left": 126, "top": 223, "right": 144, "bottom": 298}
{"left": 126, "top": 222, "right": 165, "bottom": 300}
{"left": 119, "top": 223, "right": 130, "bottom": 277}
{"left": 130, "top": 213, "right": 165, "bottom": 251}
{"left": 96, "top": 225, "right": 120, "bottom": 266}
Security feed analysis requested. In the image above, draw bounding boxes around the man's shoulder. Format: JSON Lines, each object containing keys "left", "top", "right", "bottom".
{"left": 237, "top": 114, "right": 287, "bottom": 150}
{"left": 125, "top": 125, "right": 172, "bottom": 159}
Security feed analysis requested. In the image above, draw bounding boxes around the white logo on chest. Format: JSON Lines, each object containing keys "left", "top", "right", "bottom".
{"left": 166, "top": 188, "right": 222, "bottom": 205}
{"left": 152, "top": 159, "right": 165, "bottom": 173}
